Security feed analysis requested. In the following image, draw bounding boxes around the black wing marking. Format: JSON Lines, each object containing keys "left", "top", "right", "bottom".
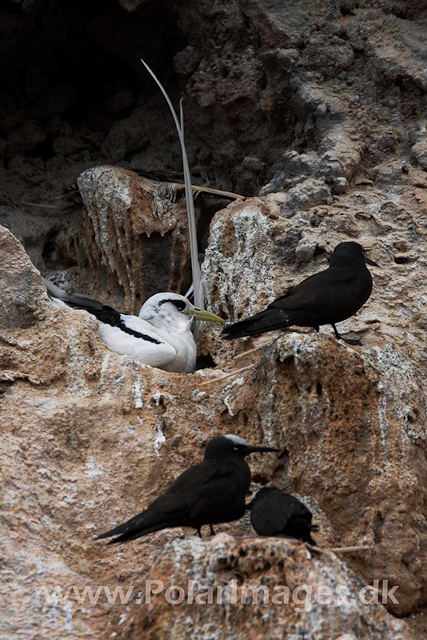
{"left": 44, "top": 278, "right": 161, "bottom": 345}
{"left": 92, "top": 308, "right": 162, "bottom": 345}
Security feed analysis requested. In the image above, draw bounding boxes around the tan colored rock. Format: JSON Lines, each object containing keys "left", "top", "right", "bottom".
{"left": 1, "top": 1, "right": 427, "bottom": 637}
{"left": 201, "top": 189, "right": 427, "bottom": 617}
{"left": 62, "top": 165, "right": 192, "bottom": 312}
{"left": 0, "top": 225, "right": 49, "bottom": 330}
{"left": 1, "top": 162, "right": 426, "bottom": 636}
{"left": 123, "top": 534, "right": 415, "bottom": 639}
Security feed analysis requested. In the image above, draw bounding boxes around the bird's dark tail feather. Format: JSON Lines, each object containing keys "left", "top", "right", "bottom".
{"left": 222, "top": 309, "right": 294, "bottom": 339}
{"left": 96, "top": 508, "right": 185, "bottom": 544}
{"left": 43, "top": 278, "right": 107, "bottom": 313}
{"left": 106, "top": 521, "right": 175, "bottom": 544}
{"left": 95, "top": 510, "right": 157, "bottom": 542}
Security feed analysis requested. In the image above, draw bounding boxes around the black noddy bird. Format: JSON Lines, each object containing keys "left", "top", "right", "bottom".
{"left": 222, "top": 241, "right": 378, "bottom": 346}
{"left": 249, "top": 487, "right": 318, "bottom": 544}
{"left": 96, "top": 434, "right": 279, "bottom": 544}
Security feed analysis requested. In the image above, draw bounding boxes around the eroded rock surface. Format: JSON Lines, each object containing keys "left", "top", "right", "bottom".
{"left": 1, "top": 0, "right": 427, "bottom": 637}
{"left": 0, "top": 225, "right": 48, "bottom": 331}
{"left": 202, "top": 186, "right": 427, "bottom": 617}
{"left": 1, "top": 220, "right": 425, "bottom": 637}
{"left": 123, "top": 534, "right": 416, "bottom": 639}
{"left": 72, "top": 165, "right": 191, "bottom": 310}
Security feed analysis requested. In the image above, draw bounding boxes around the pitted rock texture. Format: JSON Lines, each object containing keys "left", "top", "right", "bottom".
{"left": 0, "top": 225, "right": 48, "bottom": 331}
{"left": 0, "top": 224, "right": 425, "bottom": 638}
{"left": 2, "top": 0, "right": 427, "bottom": 264}
{"left": 1, "top": 0, "right": 427, "bottom": 637}
{"left": 123, "top": 534, "right": 415, "bottom": 640}
{"left": 202, "top": 174, "right": 427, "bottom": 363}
{"left": 70, "top": 165, "right": 192, "bottom": 311}
{"left": 212, "top": 333, "right": 426, "bottom": 617}
{"left": 201, "top": 189, "right": 427, "bottom": 616}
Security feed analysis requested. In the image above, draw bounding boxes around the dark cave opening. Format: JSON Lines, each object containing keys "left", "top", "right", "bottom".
{"left": 194, "top": 353, "right": 216, "bottom": 371}
{"left": 0, "top": 0, "right": 187, "bottom": 162}
{"left": 0, "top": 0, "right": 194, "bottom": 288}
{"left": 0, "top": 0, "right": 298, "bottom": 298}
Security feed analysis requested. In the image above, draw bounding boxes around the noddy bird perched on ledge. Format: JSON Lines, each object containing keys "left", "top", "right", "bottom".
{"left": 96, "top": 435, "right": 279, "bottom": 544}
{"left": 249, "top": 487, "right": 318, "bottom": 544}
{"left": 43, "top": 279, "right": 224, "bottom": 372}
{"left": 223, "top": 241, "right": 378, "bottom": 346}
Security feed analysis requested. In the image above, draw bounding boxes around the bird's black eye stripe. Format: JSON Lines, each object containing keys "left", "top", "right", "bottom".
{"left": 158, "top": 298, "right": 187, "bottom": 312}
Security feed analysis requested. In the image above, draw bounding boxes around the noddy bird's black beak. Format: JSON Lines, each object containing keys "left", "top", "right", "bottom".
{"left": 243, "top": 444, "right": 280, "bottom": 456}
{"left": 364, "top": 255, "right": 379, "bottom": 267}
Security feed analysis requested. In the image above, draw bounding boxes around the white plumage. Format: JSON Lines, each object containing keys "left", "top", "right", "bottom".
{"left": 43, "top": 280, "right": 224, "bottom": 373}
{"left": 224, "top": 434, "right": 249, "bottom": 446}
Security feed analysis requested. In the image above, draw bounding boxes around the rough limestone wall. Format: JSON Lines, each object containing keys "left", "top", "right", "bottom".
{"left": 73, "top": 166, "right": 191, "bottom": 311}
{"left": 123, "top": 534, "right": 414, "bottom": 639}
{"left": 1, "top": 0, "right": 427, "bottom": 638}
{"left": 201, "top": 182, "right": 427, "bottom": 616}
{"left": 1, "top": 214, "right": 425, "bottom": 636}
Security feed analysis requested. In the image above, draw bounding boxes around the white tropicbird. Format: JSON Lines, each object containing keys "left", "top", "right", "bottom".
{"left": 43, "top": 279, "right": 224, "bottom": 373}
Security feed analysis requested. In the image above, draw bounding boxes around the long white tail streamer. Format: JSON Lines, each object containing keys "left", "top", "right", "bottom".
{"left": 141, "top": 59, "right": 204, "bottom": 320}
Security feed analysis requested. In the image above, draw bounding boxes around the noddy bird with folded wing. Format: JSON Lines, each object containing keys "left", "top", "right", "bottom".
{"left": 96, "top": 434, "right": 279, "bottom": 543}
{"left": 249, "top": 487, "right": 318, "bottom": 544}
{"left": 223, "top": 241, "right": 378, "bottom": 345}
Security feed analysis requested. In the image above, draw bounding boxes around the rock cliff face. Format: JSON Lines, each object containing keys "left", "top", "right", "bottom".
{"left": 75, "top": 165, "right": 192, "bottom": 309}
{"left": 0, "top": 0, "right": 426, "bottom": 638}
{"left": 124, "top": 534, "right": 415, "bottom": 639}
{"left": 203, "top": 198, "right": 427, "bottom": 617}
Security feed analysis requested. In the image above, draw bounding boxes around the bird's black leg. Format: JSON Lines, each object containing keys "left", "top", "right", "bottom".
{"left": 209, "top": 525, "right": 216, "bottom": 536}
{"left": 331, "top": 323, "right": 341, "bottom": 339}
{"left": 331, "top": 324, "right": 362, "bottom": 346}
{"left": 197, "top": 528, "right": 202, "bottom": 538}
